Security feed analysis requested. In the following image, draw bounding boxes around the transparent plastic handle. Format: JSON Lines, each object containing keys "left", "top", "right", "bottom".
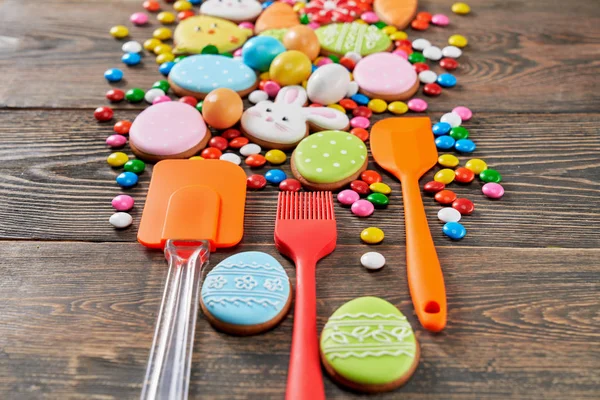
{"left": 141, "top": 240, "right": 210, "bottom": 400}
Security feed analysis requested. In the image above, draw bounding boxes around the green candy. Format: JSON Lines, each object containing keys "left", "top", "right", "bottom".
{"left": 124, "top": 159, "right": 146, "bottom": 174}
{"left": 174, "top": 55, "right": 187, "bottom": 63}
{"left": 152, "top": 80, "right": 170, "bottom": 93}
{"left": 201, "top": 44, "right": 219, "bottom": 55}
{"left": 367, "top": 192, "right": 389, "bottom": 208}
{"left": 300, "top": 14, "right": 309, "bottom": 24}
{"left": 328, "top": 54, "right": 340, "bottom": 63}
{"left": 450, "top": 127, "right": 469, "bottom": 140}
{"left": 408, "top": 52, "right": 426, "bottom": 64}
{"left": 195, "top": 101, "right": 203, "bottom": 113}
{"left": 373, "top": 21, "right": 388, "bottom": 29}
{"left": 221, "top": 52, "right": 233, "bottom": 58}
{"left": 125, "top": 88, "right": 145, "bottom": 103}
{"left": 480, "top": 169, "right": 502, "bottom": 183}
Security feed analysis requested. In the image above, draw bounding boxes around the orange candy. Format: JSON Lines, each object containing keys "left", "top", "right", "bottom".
{"left": 361, "top": 170, "right": 382, "bottom": 185}
{"left": 201, "top": 88, "right": 243, "bottom": 130}
{"left": 143, "top": 0, "right": 160, "bottom": 12}
{"left": 411, "top": 19, "right": 429, "bottom": 30}
{"left": 416, "top": 11, "right": 432, "bottom": 22}
{"left": 245, "top": 154, "right": 267, "bottom": 167}
{"left": 228, "top": 137, "right": 249, "bottom": 149}
{"left": 178, "top": 10, "right": 195, "bottom": 20}
{"left": 434, "top": 189, "right": 457, "bottom": 205}
{"left": 350, "top": 127, "right": 369, "bottom": 142}
{"left": 339, "top": 99, "right": 358, "bottom": 111}
{"left": 114, "top": 120, "right": 132, "bottom": 135}
{"left": 201, "top": 147, "right": 223, "bottom": 159}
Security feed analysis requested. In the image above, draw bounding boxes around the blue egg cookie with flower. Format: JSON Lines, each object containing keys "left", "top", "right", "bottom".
{"left": 200, "top": 251, "right": 292, "bottom": 335}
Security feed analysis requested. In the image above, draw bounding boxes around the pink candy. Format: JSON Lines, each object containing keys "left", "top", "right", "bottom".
{"left": 407, "top": 98, "right": 428, "bottom": 112}
{"left": 351, "top": 199, "right": 375, "bottom": 217}
{"left": 350, "top": 116, "right": 370, "bottom": 129}
{"left": 233, "top": 48, "right": 243, "bottom": 57}
{"left": 392, "top": 49, "right": 408, "bottom": 59}
{"left": 482, "top": 183, "right": 505, "bottom": 199}
{"left": 112, "top": 194, "right": 135, "bottom": 211}
{"left": 106, "top": 134, "right": 127, "bottom": 148}
{"left": 238, "top": 22, "right": 254, "bottom": 30}
{"left": 130, "top": 12, "right": 149, "bottom": 26}
{"left": 316, "top": 57, "right": 333, "bottom": 67}
{"left": 337, "top": 189, "right": 360, "bottom": 206}
{"left": 307, "top": 22, "right": 321, "bottom": 30}
{"left": 361, "top": 11, "right": 379, "bottom": 23}
{"left": 431, "top": 14, "right": 450, "bottom": 26}
{"left": 263, "top": 81, "right": 281, "bottom": 98}
{"left": 452, "top": 106, "right": 473, "bottom": 121}
{"left": 153, "top": 95, "right": 171, "bottom": 105}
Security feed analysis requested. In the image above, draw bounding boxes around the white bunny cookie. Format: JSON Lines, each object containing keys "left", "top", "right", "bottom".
{"left": 240, "top": 85, "right": 349, "bottom": 150}
{"left": 200, "top": 0, "right": 263, "bottom": 23}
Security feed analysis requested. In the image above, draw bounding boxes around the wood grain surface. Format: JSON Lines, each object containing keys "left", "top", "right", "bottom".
{"left": 0, "top": 0, "right": 599, "bottom": 399}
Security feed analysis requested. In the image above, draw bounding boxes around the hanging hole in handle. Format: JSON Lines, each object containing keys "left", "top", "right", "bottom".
{"left": 424, "top": 301, "right": 440, "bottom": 314}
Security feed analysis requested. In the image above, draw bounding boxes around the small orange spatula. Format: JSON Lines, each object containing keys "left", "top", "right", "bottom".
{"left": 370, "top": 117, "right": 447, "bottom": 332}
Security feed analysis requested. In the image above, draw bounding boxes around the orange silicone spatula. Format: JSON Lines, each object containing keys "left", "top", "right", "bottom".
{"left": 370, "top": 117, "right": 447, "bottom": 332}
{"left": 138, "top": 160, "right": 246, "bottom": 400}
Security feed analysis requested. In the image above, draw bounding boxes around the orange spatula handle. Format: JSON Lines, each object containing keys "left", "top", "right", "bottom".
{"left": 401, "top": 176, "right": 447, "bottom": 332}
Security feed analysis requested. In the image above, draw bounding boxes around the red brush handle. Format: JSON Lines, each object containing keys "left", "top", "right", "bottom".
{"left": 285, "top": 257, "right": 325, "bottom": 400}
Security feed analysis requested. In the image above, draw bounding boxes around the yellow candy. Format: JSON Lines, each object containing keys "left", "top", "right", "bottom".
{"left": 328, "top": 104, "right": 345, "bottom": 113}
{"left": 292, "top": 2, "right": 305, "bottom": 12}
{"left": 173, "top": 0, "right": 193, "bottom": 12}
{"left": 153, "top": 27, "right": 173, "bottom": 40}
{"left": 269, "top": 50, "right": 312, "bottom": 86}
{"left": 110, "top": 25, "right": 129, "bottom": 39}
{"left": 157, "top": 11, "right": 176, "bottom": 24}
{"left": 354, "top": 19, "right": 367, "bottom": 24}
{"left": 451, "top": 2, "right": 471, "bottom": 15}
{"left": 144, "top": 38, "right": 162, "bottom": 51}
{"left": 189, "top": 156, "right": 204, "bottom": 160}
{"left": 368, "top": 99, "right": 388, "bottom": 113}
{"left": 382, "top": 26, "right": 397, "bottom": 35}
{"left": 434, "top": 169, "right": 456, "bottom": 184}
{"left": 389, "top": 31, "right": 408, "bottom": 41}
{"left": 302, "top": 80, "right": 308, "bottom": 89}
{"left": 448, "top": 34, "right": 468, "bottom": 48}
{"left": 259, "top": 71, "right": 271, "bottom": 81}
{"left": 265, "top": 149, "right": 287, "bottom": 165}
{"left": 438, "top": 154, "right": 460, "bottom": 168}
{"left": 156, "top": 52, "right": 175, "bottom": 64}
{"left": 369, "top": 182, "right": 391, "bottom": 195}
{"left": 465, "top": 158, "right": 488, "bottom": 174}
{"left": 387, "top": 101, "right": 408, "bottom": 115}
{"left": 153, "top": 44, "right": 173, "bottom": 55}
{"left": 360, "top": 227, "right": 385, "bottom": 244}
{"left": 107, "top": 152, "right": 129, "bottom": 167}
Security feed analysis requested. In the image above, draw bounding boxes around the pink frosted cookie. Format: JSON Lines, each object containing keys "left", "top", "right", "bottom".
{"left": 353, "top": 52, "right": 419, "bottom": 101}
{"left": 129, "top": 102, "right": 211, "bottom": 162}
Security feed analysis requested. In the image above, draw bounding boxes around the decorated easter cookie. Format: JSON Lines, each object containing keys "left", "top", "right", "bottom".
{"left": 307, "top": 63, "right": 351, "bottom": 105}
{"left": 373, "top": 0, "right": 418, "bottom": 29}
{"left": 316, "top": 23, "right": 392, "bottom": 57}
{"left": 353, "top": 52, "right": 419, "bottom": 101}
{"left": 291, "top": 130, "right": 368, "bottom": 191}
{"left": 254, "top": 2, "right": 300, "bottom": 34}
{"left": 320, "top": 297, "right": 420, "bottom": 393}
{"left": 200, "top": 251, "right": 292, "bottom": 335}
{"left": 199, "top": 0, "right": 263, "bottom": 23}
{"left": 173, "top": 16, "right": 252, "bottom": 55}
{"left": 303, "top": 0, "right": 372, "bottom": 25}
{"left": 169, "top": 54, "right": 258, "bottom": 99}
{"left": 241, "top": 86, "right": 349, "bottom": 150}
{"left": 129, "top": 102, "right": 210, "bottom": 162}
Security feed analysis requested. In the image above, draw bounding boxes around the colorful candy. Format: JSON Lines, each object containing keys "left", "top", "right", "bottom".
{"left": 434, "top": 189, "right": 457, "bottom": 204}
{"left": 107, "top": 152, "right": 129, "bottom": 167}
{"left": 438, "top": 207, "right": 461, "bottom": 223}
{"left": 361, "top": 170, "right": 382, "bottom": 185}
{"left": 337, "top": 189, "right": 360, "bottom": 205}
{"left": 245, "top": 154, "right": 267, "bottom": 167}
{"left": 265, "top": 169, "right": 287, "bottom": 184}
{"left": 367, "top": 193, "right": 389, "bottom": 208}
{"left": 351, "top": 199, "right": 375, "bottom": 217}
{"left": 116, "top": 171, "right": 138, "bottom": 188}
{"left": 112, "top": 195, "right": 135, "bottom": 211}
{"left": 435, "top": 135, "right": 455, "bottom": 150}
{"left": 94, "top": 106, "right": 113, "bottom": 122}
{"left": 106, "top": 135, "right": 127, "bottom": 148}
{"left": 443, "top": 222, "right": 466, "bottom": 240}
{"left": 369, "top": 182, "right": 391, "bottom": 195}
{"left": 106, "top": 89, "right": 125, "bottom": 102}
{"left": 450, "top": 126, "right": 469, "bottom": 140}
{"left": 220, "top": 153, "right": 242, "bottom": 165}
{"left": 113, "top": 120, "right": 132, "bottom": 135}
{"left": 438, "top": 154, "right": 459, "bottom": 168}
{"left": 455, "top": 139, "right": 476, "bottom": 153}
{"left": 279, "top": 178, "right": 302, "bottom": 192}
{"left": 465, "top": 158, "right": 487, "bottom": 174}
{"left": 480, "top": 169, "right": 502, "bottom": 183}
{"left": 110, "top": 25, "right": 129, "bottom": 39}
{"left": 454, "top": 167, "right": 475, "bottom": 183}
{"left": 240, "top": 143, "right": 262, "bottom": 156}
{"left": 360, "top": 227, "right": 384, "bottom": 244}
{"left": 440, "top": 112, "right": 462, "bottom": 127}
{"left": 388, "top": 101, "right": 408, "bottom": 114}
{"left": 448, "top": 34, "right": 468, "bottom": 48}
{"left": 265, "top": 149, "right": 287, "bottom": 164}
{"left": 247, "top": 174, "right": 267, "bottom": 189}
{"left": 125, "top": 88, "right": 145, "bottom": 103}
{"left": 452, "top": 198, "right": 474, "bottom": 215}
{"left": 424, "top": 181, "right": 445, "bottom": 193}
{"left": 407, "top": 98, "right": 428, "bottom": 112}
{"left": 432, "top": 122, "right": 452, "bottom": 136}
{"left": 360, "top": 252, "right": 386, "bottom": 270}
{"left": 437, "top": 73, "right": 457, "bottom": 88}
{"left": 434, "top": 169, "right": 456, "bottom": 184}
{"left": 482, "top": 182, "right": 505, "bottom": 199}
{"left": 124, "top": 159, "right": 146, "bottom": 174}
{"left": 109, "top": 212, "right": 133, "bottom": 229}
{"left": 350, "top": 180, "right": 370, "bottom": 195}
{"left": 452, "top": 106, "right": 473, "bottom": 121}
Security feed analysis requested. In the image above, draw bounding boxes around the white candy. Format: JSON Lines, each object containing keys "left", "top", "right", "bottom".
{"left": 248, "top": 90, "right": 269, "bottom": 104}
{"left": 344, "top": 51, "right": 362, "bottom": 63}
{"left": 442, "top": 46, "right": 462, "bottom": 59}
{"left": 144, "top": 88, "right": 166, "bottom": 104}
{"left": 239, "top": 143, "right": 261, "bottom": 156}
{"left": 418, "top": 70, "right": 438, "bottom": 84}
{"left": 423, "top": 46, "right": 443, "bottom": 61}
{"left": 346, "top": 81, "right": 359, "bottom": 97}
{"left": 437, "top": 207, "right": 462, "bottom": 223}
{"left": 219, "top": 153, "right": 241, "bottom": 165}
{"left": 307, "top": 64, "right": 351, "bottom": 105}
{"left": 440, "top": 112, "right": 462, "bottom": 127}
{"left": 109, "top": 212, "right": 133, "bottom": 229}
{"left": 122, "top": 40, "right": 142, "bottom": 54}
{"left": 360, "top": 252, "right": 386, "bottom": 270}
{"left": 412, "top": 38, "right": 432, "bottom": 51}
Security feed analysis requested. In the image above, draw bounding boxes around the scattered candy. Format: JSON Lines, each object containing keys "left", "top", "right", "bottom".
{"left": 435, "top": 189, "right": 457, "bottom": 204}
{"left": 431, "top": 14, "right": 450, "bottom": 26}
{"left": 450, "top": 126, "right": 469, "bottom": 140}
{"left": 424, "top": 181, "right": 445, "bottom": 193}
{"left": 351, "top": 199, "right": 375, "bottom": 217}
{"left": 153, "top": 27, "right": 173, "bottom": 40}
{"left": 438, "top": 207, "right": 461, "bottom": 223}
{"left": 367, "top": 192, "right": 389, "bottom": 208}
{"left": 423, "top": 46, "right": 442, "bottom": 61}
{"left": 245, "top": 154, "right": 267, "bottom": 167}
{"left": 412, "top": 38, "right": 431, "bottom": 51}
{"left": 451, "top": 2, "right": 471, "bottom": 15}
{"left": 337, "top": 189, "right": 360, "bottom": 206}
{"left": 94, "top": 106, "right": 113, "bottom": 122}
{"left": 350, "top": 127, "right": 369, "bottom": 142}
{"left": 112, "top": 194, "right": 134, "bottom": 211}
{"left": 438, "top": 154, "right": 459, "bottom": 168}
{"left": 125, "top": 88, "right": 145, "bottom": 103}
{"left": 110, "top": 25, "right": 129, "bottom": 39}
{"left": 369, "top": 182, "right": 391, "bottom": 195}
{"left": 434, "top": 169, "right": 456, "bottom": 184}
{"left": 144, "top": 88, "right": 166, "bottom": 104}
{"left": 152, "top": 95, "right": 171, "bottom": 105}
{"left": 350, "top": 116, "right": 370, "bottom": 129}
{"left": 122, "top": 40, "right": 143, "bottom": 54}
{"left": 240, "top": 143, "right": 262, "bottom": 156}
{"left": 247, "top": 174, "right": 267, "bottom": 189}
{"left": 351, "top": 93, "right": 370, "bottom": 106}
{"left": 106, "top": 89, "right": 125, "bottom": 102}
{"left": 220, "top": 153, "right": 242, "bottom": 165}
{"left": 443, "top": 221, "right": 466, "bottom": 240}
{"left": 448, "top": 34, "right": 468, "bottom": 48}
{"left": 113, "top": 120, "right": 132, "bottom": 135}
{"left": 116, "top": 171, "right": 138, "bottom": 188}
{"left": 465, "top": 158, "right": 487, "bottom": 174}
{"left": 200, "top": 147, "right": 221, "bottom": 159}
{"left": 124, "top": 159, "right": 146, "bottom": 174}
{"left": 265, "top": 169, "right": 287, "bottom": 184}
{"left": 480, "top": 169, "right": 502, "bottom": 183}
{"left": 157, "top": 11, "right": 176, "bottom": 24}
{"left": 482, "top": 182, "right": 505, "bottom": 199}
{"left": 143, "top": 0, "right": 161, "bottom": 12}
{"left": 209, "top": 136, "right": 228, "bottom": 151}
{"left": 353, "top": 106, "right": 372, "bottom": 119}
{"left": 452, "top": 106, "right": 473, "bottom": 121}
{"left": 418, "top": 70, "right": 437, "bottom": 84}
{"left": 107, "top": 152, "right": 129, "bottom": 167}
{"left": 442, "top": 46, "right": 462, "bottom": 59}
{"left": 360, "top": 227, "right": 384, "bottom": 244}
{"left": 130, "top": 12, "right": 149, "bottom": 26}
{"left": 408, "top": 52, "right": 426, "bottom": 64}
{"left": 407, "top": 98, "right": 428, "bottom": 112}
{"left": 350, "top": 180, "right": 370, "bottom": 195}
{"left": 432, "top": 122, "right": 452, "bottom": 136}
{"left": 435, "top": 135, "right": 455, "bottom": 150}
{"left": 159, "top": 61, "right": 175, "bottom": 75}
{"left": 104, "top": 68, "right": 123, "bottom": 82}
{"left": 360, "top": 252, "right": 386, "bottom": 270}
{"left": 179, "top": 96, "right": 198, "bottom": 107}
{"left": 440, "top": 112, "right": 462, "bottom": 127}
{"left": 361, "top": 170, "right": 382, "bottom": 185}
{"left": 440, "top": 58, "right": 459, "bottom": 70}
{"left": 229, "top": 137, "right": 250, "bottom": 149}
{"left": 265, "top": 149, "right": 287, "bottom": 164}
{"left": 452, "top": 198, "right": 475, "bottom": 215}
{"left": 454, "top": 167, "right": 475, "bottom": 183}
{"left": 388, "top": 101, "right": 408, "bottom": 114}
{"left": 279, "top": 178, "right": 302, "bottom": 192}
{"left": 152, "top": 80, "right": 170, "bottom": 92}
{"left": 437, "top": 73, "right": 457, "bottom": 88}
{"left": 455, "top": 138, "right": 476, "bottom": 153}
{"left": 423, "top": 83, "right": 442, "bottom": 96}
{"left": 106, "top": 134, "right": 127, "bottom": 148}
{"left": 368, "top": 99, "right": 387, "bottom": 113}
{"left": 109, "top": 212, "right": 133, "bottom": 229}
{"left": 222, "top": 129, "right": 241, "bottom": 140}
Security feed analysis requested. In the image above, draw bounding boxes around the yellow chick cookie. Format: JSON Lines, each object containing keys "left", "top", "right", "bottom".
{"left": 174, "top": 16, "right": 252, "bottom": 55}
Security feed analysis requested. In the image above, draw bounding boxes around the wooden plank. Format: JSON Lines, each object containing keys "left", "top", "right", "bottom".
{"left": 0, "top": 0, "right": 599, "bottom": 111}
{"left": 1, "top": 242, "right": 598, "bottom": 399}
{"left": 0, "top": 110, "right": 599, "bottom": 248}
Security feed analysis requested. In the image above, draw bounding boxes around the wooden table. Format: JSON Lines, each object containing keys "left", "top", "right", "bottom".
{"left": 1, "top": 0, "right": 599, "bottom": 398}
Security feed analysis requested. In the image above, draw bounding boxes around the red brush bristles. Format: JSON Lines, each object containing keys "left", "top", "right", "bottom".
{"left": 276, "top": 192, "right": 335, "bottom": 220}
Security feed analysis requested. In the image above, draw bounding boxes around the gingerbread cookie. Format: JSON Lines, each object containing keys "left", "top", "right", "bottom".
{"left": 320, "top": 297, "right": 420, "bottom": 393}
{"left": 199, "top": 0, "right": 263, "bottom": 23}
{"left": 303, "top": 0, "right": 372, "bottom": 25}
{"left": 169, "top": 54, "right": 258, "bottom": 99}
{"left": 291, "top": 130, "right": 368, "bottom": 191}
{"left": 353, "top": 52, "right": 419, "bottom": 101}
{"left": 241, "top": 86, "right": 349, "bottom": 150}
{"left": 254, "top": 2, "right": 300, "bottom": 34}
{"left": 200, "top": 251, "right": 292, "bottom": 335}
{"left": 315, "top": 22, "right": 392, "bottom": 57}
{"left": 173, "top": 16, "right": 252, "bottom": 55}
{"left": 373, "top": 0, "right": 418, "bottom": 29}
{"left": 129, "top": 102, "right": 210, "bottom": 162}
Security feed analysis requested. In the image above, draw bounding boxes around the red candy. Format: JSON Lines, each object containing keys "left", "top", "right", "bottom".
{"left": 452, "top": 198, "right": 475, "bottom": 215}
{"left": 245, "top": 154, "right": 267, "bottom": 167}
{"left": 309, "top": 103, "right": 323, "bottom": 108}
{"left": 411, "top": 19, "right": 429, "bottom": 30}
{"left": 201, "top": 147, "right": 222, "bottom": 159}
{"left": 353, "top": 106, "right": 372, "bottom": 119}
{"left": 423, "top": 83, "right": 442, "bottom": 96}
{"left": 339, "top": 99, "right": 358, "bottom": 111}
{"left": 454, "top": 167, "right": 475, "bottom": 183}
{"left": 434, "top": 189, "right": 457, "bottom": 205}
{"left": 106, "top": 89, "right": 124, "bottom": 103}
{"left": 209, "top": 136, "right": 229, "bottom": 151}
{"left": 424, "top": 181, "right": 445, "bottom": 193}
{"left": 94, "top": 106, "right": 113, "bottom": 122}
{"left": 229, "top": 136, "right": 249, "bottom": 149}
{"left": 247, "top": 174, "right": 267, "bottom": 189}
{"left": 179, "top": 96, "right": 198, "bottom": 107}
{"left": 222, "top": 128, "right": 241, "bottom": 140}
{"left": 143, "top": 0, "right": 160, "bottom": 12}
{"left": 396, "top": 39, "right": 412, "bottom": 48}
{"left": 113, "top": 120, "right": 132, "bottom": 135}
{"left": 279, "top": 178, "right": 302, "bottom": 192}
{"left": 339, "top": 57, "right": 356, "bottom": 71}
{"left": 350, "top": 180, "right": 370, "bottom": 195}
{"left": 350, "top": 127, "right": 369, "bottom": 142}
{"left": 413, "top": 62, "right": 429, "bottom": 73}
{"left": 440, "top": 58, "right": 459, "bottom": 71}
{"left": 178, "top": 10, "right": 195, "bottom": 20}
{"left": 258, "top": 80, "right": 267, "bottom": 91}
{"left": 361, "top": 170, "right": 382, "bottom": 185}
{"left": 395, "top": 44, "right": 413, "bottom": 55}
{"left": 416, "top": 11, "right": 432, "bottom": 22}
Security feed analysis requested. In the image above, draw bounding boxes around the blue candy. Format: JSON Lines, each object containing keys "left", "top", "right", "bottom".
{"left": 122, "top": 52, "right": 142, "bottom": 66}
{"left": 351, "top": 93, "right": 370, "bottom": 105}
{"left": 455, "top": 139, "right": 476, "bottom": 153}
{"left": 435, "top": 135, "right": 456, "bottom": 150}
{"left": 262, "top": 1, "right": 274, "bottom": 8}
{"left": 443, "top": 222, "right": 466, "bottom": 240}
{"left": 437, "top": 73, "right": 457, "bottom": 88}
{"left": 265, "top": 169, "right": 287, "bottom": 184}
{"left": 241, "top": 36, "right": 286, "bottom": 72}
{"left": 432, "top": 122, "right": 452, "bottom": 136}
{"left": 159, "top": 61, "right": 176, "bottom": 76}
{"left": 188, "top": 0, "right": 202, "bottom": 4}
{"left": 104, "top": 68, "right": 123, "bottom": 82}
{"left": 116, "top": 172, "right": 138, "bottom": 188}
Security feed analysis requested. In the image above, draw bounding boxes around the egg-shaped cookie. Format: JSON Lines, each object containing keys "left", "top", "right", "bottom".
{"left": 315, "top": 22, "right": 392, "bottom": 57}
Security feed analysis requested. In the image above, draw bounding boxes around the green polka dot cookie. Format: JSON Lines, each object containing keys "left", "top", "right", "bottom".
{"left": 291, "top": 130, "right": 368, "bottom": 191}
{"left": 320, "top": 297, "right": 420, "bottom": 393}
{"left": 315, "top": 23, "right": 393, "bottom": 57}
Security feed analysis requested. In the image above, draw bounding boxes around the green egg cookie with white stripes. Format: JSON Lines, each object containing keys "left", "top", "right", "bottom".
{"left": 315, "top": 22, "right": 393, "bottom": 58}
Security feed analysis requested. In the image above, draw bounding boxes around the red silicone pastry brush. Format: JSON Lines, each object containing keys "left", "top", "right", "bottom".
{"left": 275, "top": 192, "right": 337, "bottom": 400}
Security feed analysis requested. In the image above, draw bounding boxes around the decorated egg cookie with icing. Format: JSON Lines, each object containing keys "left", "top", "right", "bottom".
{"left": 200, "top": 251, "right": 292, "bottom": 335}
{"left": 353, "top": 52, "right": 419, "bottom": 101}
{"left": 129, "top": 102, "right": 210, "bottom": 162}
{"left": 320, "top": 297, "right": 420, "bottom": 393}
{"left": 373, "top": 0, "right": 418, "bottom": 29}
{"left": 303, "top": 0, "right": 372, "bottom": 25}
{"left": 315, "top": 22, "right": 392, "bottom": 57}
{"left": 173, "top": 16, "right": 252, "bottom": 55}
{"left": 254, "top": 2, "right": 300, "bottom": 34}
{"left": 291, "top": 130, "right": 368, "bottom": 191}
{"left": 199, "top": 0, "right": 263, "bottom": 23}
{"left": 241, "top": 85, "right": 349, "bottom": 150}
{"left": 169, "top": 54, "right": 258, "bottom": 99}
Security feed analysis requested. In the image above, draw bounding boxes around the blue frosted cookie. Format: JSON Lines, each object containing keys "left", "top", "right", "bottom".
{"left": 168, "top": 54, "right": 258, "bottom": 99}
{"left": 200, "top": 251, "right": 292, "bottom": 335}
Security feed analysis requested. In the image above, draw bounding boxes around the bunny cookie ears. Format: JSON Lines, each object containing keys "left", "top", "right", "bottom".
{"left": 240, "top": 86, "right": 350, "bottom": 150}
